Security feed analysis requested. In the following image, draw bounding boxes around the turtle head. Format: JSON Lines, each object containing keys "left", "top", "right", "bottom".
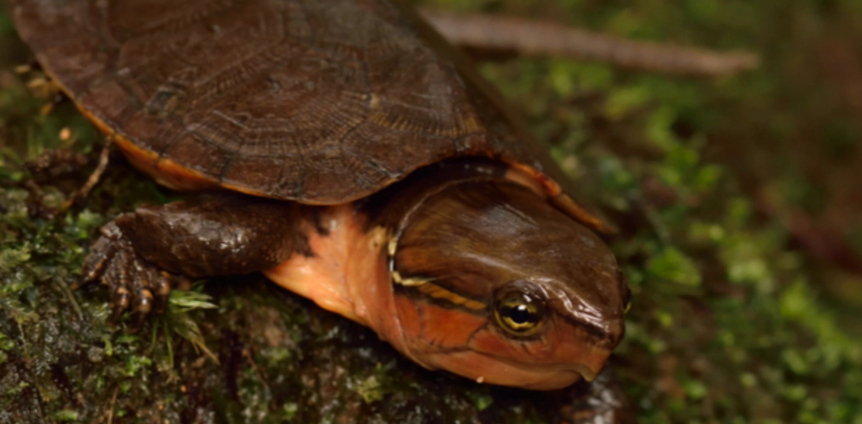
{"left": 385, "top": 179, "right": 628, "bottom": 390}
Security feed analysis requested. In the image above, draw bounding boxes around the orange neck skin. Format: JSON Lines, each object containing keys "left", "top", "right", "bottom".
{"left": 262, "top": 205, "right": 411, "bottom": 355}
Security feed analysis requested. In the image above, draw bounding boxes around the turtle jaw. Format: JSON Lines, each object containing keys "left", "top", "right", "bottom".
{"left": 420, "top": 347, "right": 612, "bottom": 390}
{"left": 420, "top": 311, "right": 616, "bottom": 390}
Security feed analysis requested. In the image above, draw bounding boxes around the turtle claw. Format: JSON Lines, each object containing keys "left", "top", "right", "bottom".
{"left": 80, "top": 224, "right": 120, "bottom": 287}
{"left": 152, "top": 271, "right": 175, "bottom": 314}
{"left": 81, "top": 221, "right": 181, "bottom": 326}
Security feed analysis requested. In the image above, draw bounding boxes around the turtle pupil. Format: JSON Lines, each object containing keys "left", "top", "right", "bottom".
{"left": 508, "top": 304, "right": 532, "bottom": 324}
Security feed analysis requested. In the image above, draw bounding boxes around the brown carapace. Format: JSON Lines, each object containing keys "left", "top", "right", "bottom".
{"left": 13, "top": 0, "right": 629, "bottom": 390}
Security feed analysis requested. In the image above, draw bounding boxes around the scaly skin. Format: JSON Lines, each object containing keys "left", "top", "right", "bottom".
{"left": 81, "top": 195, "right": 314, "bottom": 323}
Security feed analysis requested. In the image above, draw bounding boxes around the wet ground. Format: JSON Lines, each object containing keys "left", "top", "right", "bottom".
{"left": 2, "top": 1, "right": 862, "bottom": 423}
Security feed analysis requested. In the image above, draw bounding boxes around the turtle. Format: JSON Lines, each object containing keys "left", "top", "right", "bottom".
{"left": 12, "top": 0, "right": 629, "bottom": 390}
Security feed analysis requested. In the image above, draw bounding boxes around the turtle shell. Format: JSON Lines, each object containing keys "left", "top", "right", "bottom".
{"left": 13, "top": 0, "right": 595, "bottom": 223}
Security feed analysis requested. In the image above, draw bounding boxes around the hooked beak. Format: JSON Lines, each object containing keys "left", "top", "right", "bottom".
{"left": 570, "top": 345, "right": 613, "bottom": 382}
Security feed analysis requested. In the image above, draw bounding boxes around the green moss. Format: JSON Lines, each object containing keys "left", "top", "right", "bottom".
{"left": 50, "top": 410, "right": 79, "bottom": 422}
{"left": 646, "top": 247, "right": 702, "bottom": 288}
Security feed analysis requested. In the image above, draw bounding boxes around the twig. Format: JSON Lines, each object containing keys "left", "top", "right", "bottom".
{"left": 56, "top": 278, "right": 84, "bottom": 321}
{"left": 106, "top": 386, "right": 119, "bottom": 424}
{"left": 422, "top": 9, "right": 760, "bottom": 77}
{"left": 62, "top": 136, "right": 114, "bottom": 210}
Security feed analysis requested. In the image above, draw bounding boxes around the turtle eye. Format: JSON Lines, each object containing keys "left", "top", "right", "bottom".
{"left": 494, "top": 284, "right": 547, "bottom": 336}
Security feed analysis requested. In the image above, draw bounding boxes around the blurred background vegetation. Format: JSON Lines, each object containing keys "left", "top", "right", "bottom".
{"left": 1, "top": 0, "right": 861, "bottom": 423}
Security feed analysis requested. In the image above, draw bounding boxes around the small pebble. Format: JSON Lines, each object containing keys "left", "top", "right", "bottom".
{"left": 87, "top": 346, "right": 105, "bottom": 363}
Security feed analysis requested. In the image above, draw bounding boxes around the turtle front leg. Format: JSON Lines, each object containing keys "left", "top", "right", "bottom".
{"left": 81, "top": 195, "right": 310, "bottom": 323}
